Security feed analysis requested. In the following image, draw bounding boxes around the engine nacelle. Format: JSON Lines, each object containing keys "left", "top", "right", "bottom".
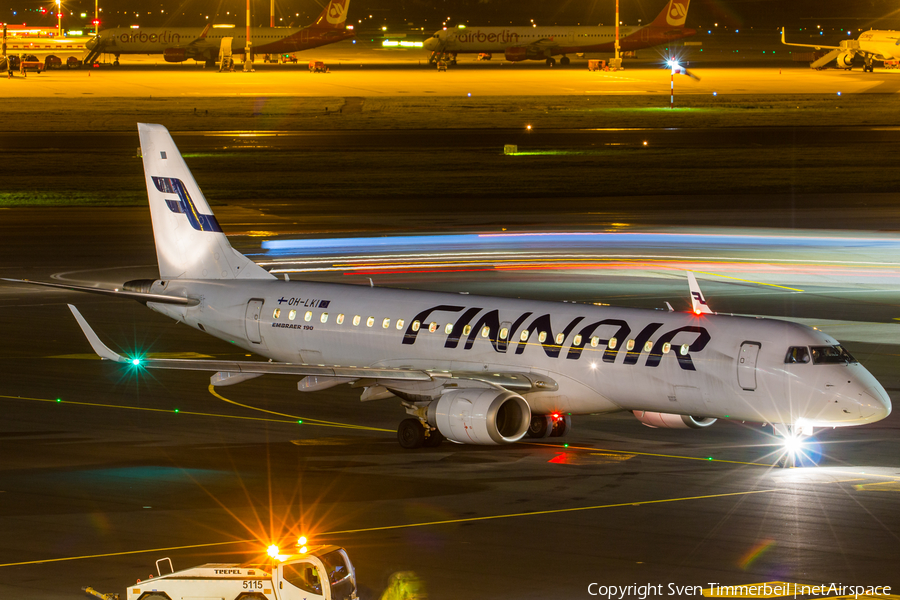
{"left": 633, "top": 410, "right": 717, "bottom": 429}
{"left": 429, "top": 389, "right": 531, "bottom": 444}
{"left": 504, "top": 47, "right": 531, "bottom": 62}
{"left": 163, "top": 48, "right": 188, "bottom": 63}
{"left": 835, "top": 50, "right": 855, "bottom": 69}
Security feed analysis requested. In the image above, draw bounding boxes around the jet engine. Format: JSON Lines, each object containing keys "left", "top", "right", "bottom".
{"left": 163, "top": 48, "right": 188, "bottom": 63}
{"left": 429, "top": 389, "right": 531, "bottom": 444}
{"left": 504, "top": 47, "right": 531, "bottom": 61}
{"left": 633, "top": 410, "right": 717, "bottom": 429}
{"left": 835, "top": 50, "right": 855, "bottom": 69}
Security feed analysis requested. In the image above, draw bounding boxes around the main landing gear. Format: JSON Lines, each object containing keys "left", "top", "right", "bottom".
{"left": 526, "top": 414, "right": 571, "bottom": 438}
{"left": 397, "top": 418, "right": 444, "bottom": 449}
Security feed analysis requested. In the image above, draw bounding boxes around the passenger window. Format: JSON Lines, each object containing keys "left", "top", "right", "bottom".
{"left": 520, "top": 330, "right": 529, "bottom": 342}
{"left": 352, "top": 315, "right": 361, "bottom": 326}
{"left": 538, "top": 331, "right": 547, "bottom": 343}
{"left": 304, "top": 311, "right": 312, "bottom": 322}
{"left": 337, "top": 313, "right": 344, "bottom": 325}
{"left": 445, "top": 323, "right": 454, "bottom": 334}
{"left": 396, "top": 319, "right": 405, "bottom": 329}
{"left": 481, "top": 326, "right": 490, "bottom": 338}
{"left": 500, "top": 327, "right": 509, "bottom": 340}
{"left": 289, "top": 310, "right": 297, "bottom": 321}
{"left": 382, "top": 318, "right": 391, "bottom": 329}
{"left": 463, "top": 324, "right": 472, "bottom": 336}
{"left": 555, "top": 333, "right": 565, "bottom": 345}
{"left": 785, "top": 346, "right": 810, "bottom": 364}
{"left": 412, "top": 320, "right": 420, "bottom": 331}
{"left": 662, "top": 342, "right": 671, "bottom": 354}
{"left": 366, "top": 316, "right": 375, "bottom": 327}
{"left": 428, "top": 322, "right": 438, "bottom": 333}
{"left": 626, "top": 339, "right": 635, "bottom": 351}
{"left": 273, "top": 308, "right": 281, "bottom": 319}
{"left": 321, "top": 312, "right": 328, "bottom": 323}
{"left": 680, "top": 343, "right": 689, "bottom": 355}
{"left": 643, "top": 341, "right": 653, "bottom": 352}
{"left": 573, "top": 334, "right": 582, "bottom": 346}
{"left": 607, "top": 337, "right": 616, "bottom": 349}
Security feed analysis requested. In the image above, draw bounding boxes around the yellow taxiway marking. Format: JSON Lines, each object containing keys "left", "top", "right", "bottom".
{"left": 207, "top": 385, "right": 392, "bottom": 432}
{"left": 0, "top": 487, "right": 781, "bottom": 568}
{"left": 527, "top": 442, "right": 775, "bottom": 467}
{"left": 0, "top": 391, "right": 390, "bottom": 433}
{"left": 690, "top": 270, "right": 804, "bottom": 292}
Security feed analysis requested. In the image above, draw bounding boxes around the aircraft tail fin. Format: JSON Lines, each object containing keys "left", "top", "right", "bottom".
{"left": 312, "top": 0, "right": 350, "bottom": 29}
{"left": 650, "top": 0, "right": 691, "bottom": 28}
{"left": 137, "top": 123, "right": 274, "bottom": 281}
{"left": 687, "top": 271, "right": 713, "bottom": 315}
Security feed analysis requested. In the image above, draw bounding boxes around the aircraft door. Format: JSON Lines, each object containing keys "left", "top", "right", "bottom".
{"left": 737, "top": 342, "right": 761, "bottom": 391}
{"left": 245, "top": 299, "right": 264, "bottom": 344}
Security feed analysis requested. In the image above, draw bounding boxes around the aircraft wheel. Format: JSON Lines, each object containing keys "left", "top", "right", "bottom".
{"left": 560, "top": 56, "right": 570, "bottom": 66}
{"left": 113, "top": 60, "right": 119, "bottom": 66}
{"left": 398, "top": 418, "right": 426, "bottom": 449}
{"left": 549, "top": 415, "right": 571, "bottom": 437}
{"left": 526, "top": 415, "right": 553, "bottom": 438}
{"left": 546, "top": 57, "right": 556, "bottom": 67}
{"left": 423, "top": 428, "right": 444, "bottom": 448}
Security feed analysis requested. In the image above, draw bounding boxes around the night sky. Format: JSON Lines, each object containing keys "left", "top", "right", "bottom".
{"left": 3, "top": 0, "right": 900, "bottom": 31}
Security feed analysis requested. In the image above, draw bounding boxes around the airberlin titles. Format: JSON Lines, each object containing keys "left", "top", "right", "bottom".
{"left": 385, "top": 304, "right": 709, "bottom": 370}
{"left": 452, "top": 29, "right": 521, "bottom": 44}
{"left": 117, "top": 30, "right": 184, "bottom": 44}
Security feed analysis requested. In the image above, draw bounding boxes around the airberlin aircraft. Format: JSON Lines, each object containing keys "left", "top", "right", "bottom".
{"left": 83, "top": 0, "right": 352, "bottom": 66}
{"left": 422, "top": 0, "right": 696, "bottom": 66}
{"left": 7, "top": 125, "right": 890, "bottom": 457}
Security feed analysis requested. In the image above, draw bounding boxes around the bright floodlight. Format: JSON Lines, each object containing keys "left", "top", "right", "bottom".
{"left": 783, "top": 435, "right": 803, "bottom": 454}
{"left": 297, "top": 536, "right": 308, "bottom": 546}
{"left": 131, "top": 358, "right": 141, "bottom": 366}
{"left": 267, "top": 545, "right": 280, "bottom": 558}
{"left": 667, "top": 59, "right": 680, "bottom": 69}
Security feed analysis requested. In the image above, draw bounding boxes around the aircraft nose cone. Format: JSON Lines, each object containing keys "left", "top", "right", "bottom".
{"left": 423, "top": 37, "right": 440, "bottom": 51}
{"left": 863, "top": 383, "right": 892, "bottom": 421}
{"left": 85, "top": 36, "right": 98, "bottom": 50}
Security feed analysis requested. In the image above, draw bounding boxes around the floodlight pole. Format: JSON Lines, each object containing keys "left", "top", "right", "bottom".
{"left": 614, "top": 0, "right": 620, "bottom": 62}
{"left": 270, "top": 0, "right": 274, "bottom": 27}
{"left": 670, "top": 66, "right": 674, "bottom": 109}
{"left": 94, "top": 0, "right": 98, "bottom": 34}
{"left": 244, "top": 0, "right": 253, "bottom": 72}
{"left": 57, "top": 0, "right": 62, "bottom": 36}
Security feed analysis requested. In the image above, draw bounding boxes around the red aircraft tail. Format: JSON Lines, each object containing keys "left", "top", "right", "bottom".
{"left": 312, "top": 0, "right": 350, "bottom": 29}
{"left": 649, "top": 0, "right": 691, "bottom": 28}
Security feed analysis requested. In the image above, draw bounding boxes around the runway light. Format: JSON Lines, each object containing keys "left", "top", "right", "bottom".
{"left": 713, "top": 92, "right": 717, "bottom": 96}
{"left": 837, "top": 91, "right": 842, "bottom": 96}
{"left": 642, "top": 141, "right": 648, "bottom": 146}
{"left": 467, "top": 92, "right": 471, "bottom": 97}
{"left": 526, "top": 124, "right": 532, "bottom": 130}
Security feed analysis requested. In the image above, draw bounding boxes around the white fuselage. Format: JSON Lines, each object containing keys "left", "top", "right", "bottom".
{"left": 856, "top": 30, "right": 900, "bottom": 60}
{"left": 146, "top": 279, "right": 890, "bottom": 428}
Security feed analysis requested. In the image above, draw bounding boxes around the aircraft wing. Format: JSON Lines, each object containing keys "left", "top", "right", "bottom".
{"left": 68, "top": 305, "right": 557, "bottom": 394}
{"left": 186, "top": 24, "right": 213, "bottom": 46}
{"left": 780, "top": 28, "right": 841, "bottom": 51}
{"left": 2, "top": 278, "right": 199, "bottom": 306}
{"left": 529, "top": 37, "right": 561, "bottom": 51}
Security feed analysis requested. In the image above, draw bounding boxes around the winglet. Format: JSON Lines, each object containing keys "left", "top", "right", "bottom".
{"left": 198, "top": 23, "right": 212, "bottom": 39}
{"left": 67, "top": 305, "right": 127, "bottom": 362}
{"left": 686, "top": 272, "right": 713, "bottom": 315}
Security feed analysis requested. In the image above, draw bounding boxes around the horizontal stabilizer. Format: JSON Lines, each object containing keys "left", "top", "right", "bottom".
{"left": 3, "top": 278, "right": 199, "bottom": 306}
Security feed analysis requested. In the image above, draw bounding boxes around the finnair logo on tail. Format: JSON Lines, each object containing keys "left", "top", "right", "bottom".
{"left": 326, "top": 0, "right": 348, "bottom": 24}
{"left": 667, "top": 1, "right": 687, "bottom": 26}
{"left": 153, "top": 176, "right": 222, "bottom": 233}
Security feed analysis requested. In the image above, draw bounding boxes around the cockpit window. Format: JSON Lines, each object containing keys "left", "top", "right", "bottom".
{"left": 810, "top": 345, "right": 857, "bottom": 365}
{"left": 784, "top": 346, "right": 810, "bottom": 364}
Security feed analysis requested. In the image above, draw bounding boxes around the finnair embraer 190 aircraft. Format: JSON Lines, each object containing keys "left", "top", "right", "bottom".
{"left": 782, "top": 27, "right": 900, "bottom": 71}
{"left": 10, "top": 125, "right": 891, "bottom": 455}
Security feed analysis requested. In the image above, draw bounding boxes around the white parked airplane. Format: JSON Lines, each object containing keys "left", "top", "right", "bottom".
{"left": 84, "top": 0, "right": 353, "bottom": 66}
{"left": 7, "top": 124, "right": 891, "bottom": 455}
{"left": 422, "top": 0, "right": 695, "bottom": 66}
{"left": 781, "top": 27, "right": 900, "bottom": 71}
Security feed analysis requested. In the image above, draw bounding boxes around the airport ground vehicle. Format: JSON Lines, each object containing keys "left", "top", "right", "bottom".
{"left": 308, "top": 60, "right": 329, "bottom": 73}
{"left": 43, "top": 54, "right": 62, "bottom": 69}
{"left": 19, "top": 54, "right": 43, "bottom": 73}
{"left": 281, "top": 54, "right": 298, "bottom": 63}
{"left": 86, "top": 544, "right": 358, "bottom": 600}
